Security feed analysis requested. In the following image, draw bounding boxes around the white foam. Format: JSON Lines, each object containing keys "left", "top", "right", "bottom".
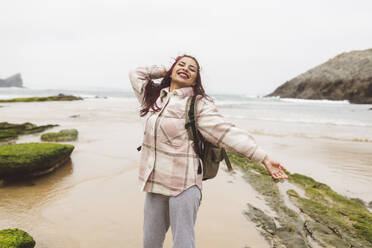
{"left": 276, "top": 97, "right": 350, "bottom": 105}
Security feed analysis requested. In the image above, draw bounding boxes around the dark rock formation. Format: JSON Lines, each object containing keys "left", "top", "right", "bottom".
{"left": 228, "top": 151, "right": 372, "bottom": 247}
{"left": 0, "top": 143, "right": 74, "bottom": 180}
{"left": 0, "top": 228, "right": 35, "bottom": 248}
{"left": 0, "top": 73, "right": 23, "bottom": 87}
{"left": 0, "top": 93, "right": 83, "bottom": 102}
{"left": 0, "top": 122, "right": 58, "bottom": 143}
{"left": 267, "top": 49, "right": 372, "bottom": 104}
{"left": 41, "top": 129, "right": 78, "bottom": 142}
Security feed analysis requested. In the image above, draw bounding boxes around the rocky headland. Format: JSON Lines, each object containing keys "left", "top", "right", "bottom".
{"left": 267, "top": 48, "right": 372, "bottom": 104}
{"left": 0, "top": 73, "right": 23, "bottom": 88}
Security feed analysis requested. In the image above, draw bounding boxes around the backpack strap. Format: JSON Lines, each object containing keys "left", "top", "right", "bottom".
{"left": 185, "top": 96, "right": 195, "bottom": 141}
{"left": 221, "top": 149, "right": 233, "bottom": 172}
{"left": 185, "top": 95, "right": 233, "bottom": 173}
{"left": 185, "top": 95, "right": 203, "bottom": 174}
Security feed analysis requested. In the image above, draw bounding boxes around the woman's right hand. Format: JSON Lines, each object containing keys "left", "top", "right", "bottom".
{"left": 160, "top": 68, "right": 167, "bottom": 78}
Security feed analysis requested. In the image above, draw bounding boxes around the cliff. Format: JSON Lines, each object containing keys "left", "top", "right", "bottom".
{"left": 0, "top": 73, "right": 23, "bottom": 87}
{"left": 267, "top": 49, "right": 372, "bottom": 104}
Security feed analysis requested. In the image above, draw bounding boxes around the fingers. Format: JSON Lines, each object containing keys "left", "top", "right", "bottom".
{"left": 272, "top": 161, "right": 287, "bottom": 171}
{"left": 269, "top": 166, "right": 288, "bottom": 179}
{"left": 264, "top": 159, "right": 288, "bottom": 180}
{"left": 272, "top": 171, "right": 288, "bottom": 179}
{"left": 279, "top": 163, "right": 287, "bottom": 171}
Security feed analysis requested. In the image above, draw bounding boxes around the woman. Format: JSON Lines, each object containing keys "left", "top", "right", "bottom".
{"left": 129, "top": 55, "right": 287, "bottom": 248}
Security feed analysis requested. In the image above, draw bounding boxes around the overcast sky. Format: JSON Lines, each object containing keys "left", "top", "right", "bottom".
{"left": 1, "top": 0, "right": 371, "bottom": 95}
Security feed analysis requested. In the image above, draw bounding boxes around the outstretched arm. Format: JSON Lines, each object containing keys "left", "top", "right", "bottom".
{"left": 196, "top": 97, "right": 287, "bottom": 179}
{"left": 128, "top": 65, "right": 167, "bottom": 105}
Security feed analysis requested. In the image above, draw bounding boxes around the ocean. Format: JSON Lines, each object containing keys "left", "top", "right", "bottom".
{"left": 1, "top": 86, "right": 372, "bottom": 248}
{"left": 1, "top": 87, "right": 372, "bottom": 143}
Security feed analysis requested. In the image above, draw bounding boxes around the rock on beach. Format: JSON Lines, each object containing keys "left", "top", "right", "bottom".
{"left": 0, "top": 122, "right": 58, "bottom": 143}
{"left": 0, "top": 143, "right": 74, "bottom": 180}
{"left": 0, "top": 93, "right": 83, "bottom": 102}
{"left": 41, "top": 129, "right": 78, "bottom": 142}
{"left": 0, "top": 228, "right": 35, "bottom": 248}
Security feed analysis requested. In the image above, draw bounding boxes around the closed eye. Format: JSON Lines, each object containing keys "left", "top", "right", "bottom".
{"left": 179, "top": 62, "right": 196, "bottom": 72}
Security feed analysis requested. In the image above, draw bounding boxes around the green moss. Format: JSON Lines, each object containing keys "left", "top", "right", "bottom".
{"left": 0, "top": 130, "right": 18, "bottom": 140}
{"left": 0, "top": 122, "right": 58, "bottom": 142}
{"left": 41, "top": 129, "right": 78, "bottom": 142}
{"left": 227, "top": 151, "right": 309, "bottom": 247}
{"left": 226, "top": 151, "right": 269, "bottom": 175}
{"left": 0, "top": 94, "right": 82, "bottom": 103}
{"left": 288, "top": 173, "right": 330, "bottom": 190}
{"left": 0, "top": 228, "right": 35, "bottom": 248}
{"left": 287, "top": 174, "right": 372, "bottom": 246}
{"left": 0, "top": 143, "right": 74, "bottom": 179}
{"left": 228, "top": 151, "right": 372, "bottom": 247}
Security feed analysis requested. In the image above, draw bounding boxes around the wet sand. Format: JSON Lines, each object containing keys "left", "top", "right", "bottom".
{"left": 1, "top": 98, "right": 371, "bottom": 247}
{"left": 0, "top": 99, "right": 268, "bottom": 248}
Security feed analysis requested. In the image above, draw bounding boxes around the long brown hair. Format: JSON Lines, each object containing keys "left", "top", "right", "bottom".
{"left": 140, "top": 55, "right": 209, "bottom": 116}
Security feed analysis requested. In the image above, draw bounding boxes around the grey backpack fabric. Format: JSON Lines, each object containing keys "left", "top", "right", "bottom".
{"left": 185, "top": 95, "right": 233, "bottom": 181}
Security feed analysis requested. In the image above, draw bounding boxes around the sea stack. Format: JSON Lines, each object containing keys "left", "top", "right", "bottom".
{"left": 267, "top": 49, "right": 372, "bottom": 104}
{"left": 0, "top": 73, "right": 23, "bottom": 87}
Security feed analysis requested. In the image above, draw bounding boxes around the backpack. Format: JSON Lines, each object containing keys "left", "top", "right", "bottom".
{"left": 185, "top": 95, "right": 233, "bottom": 181}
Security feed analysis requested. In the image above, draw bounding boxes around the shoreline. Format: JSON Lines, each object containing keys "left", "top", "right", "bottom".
{"left": 1, "top": 99, "right": 371, "bottom": 247}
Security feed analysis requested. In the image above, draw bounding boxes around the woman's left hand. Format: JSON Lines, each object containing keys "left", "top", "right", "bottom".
{"left": 262, "top": 156, "right": 288, "bottom": 180}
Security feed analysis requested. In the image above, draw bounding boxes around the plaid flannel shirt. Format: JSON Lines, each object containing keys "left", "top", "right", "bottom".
{"left": 129, "top": 65, "right": 267, "bottom": 198}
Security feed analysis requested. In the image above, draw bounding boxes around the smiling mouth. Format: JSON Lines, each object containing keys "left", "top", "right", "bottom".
{"left": 177, "top": 71, "right": 190, "bottom": 79}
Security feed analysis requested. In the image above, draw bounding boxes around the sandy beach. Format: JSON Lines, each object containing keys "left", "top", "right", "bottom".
{"left": 1, "top": 97, "right": 371, "bottom": 247}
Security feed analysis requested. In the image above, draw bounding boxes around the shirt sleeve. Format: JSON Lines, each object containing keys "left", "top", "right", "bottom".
{"left": 195, "top": 96, "right": 267, "bottom": 163}
{"left": 128, "top": 65, "right": 165, "bottom": 105}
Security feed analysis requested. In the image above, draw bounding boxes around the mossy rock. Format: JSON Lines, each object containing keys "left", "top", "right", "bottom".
{"left": 0, "top": 228, "right": 35, "bottom": 248}
{"left": 0, "top": 122, "right": 58, "bottom": 142}
{"left": 41, "top": 129, "right": 78, "bottom": 142}
{"left": 227, "top": 151, "right": 372, "bottom": 247}
{"left": 0, "top": 143, "right": 74, "bottom": 180}
{"left": 287, "top": 174, "right": 372, "bottom": 247}
{"left": 227, "top": 151, "right": 309, "bottom": 247}
{"left": 0, "top": 93, "right": 83, "bottom": 103}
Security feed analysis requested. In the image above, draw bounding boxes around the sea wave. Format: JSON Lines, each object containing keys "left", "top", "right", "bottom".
{"left": 0, "top": 87, "right": 135, "bottom": 100}
{"left": 213, "top": 95, "right": 352, "bottom": 107}
{"left": 250, "top": 130, "right": 372, "bottom": 143}
{"left": 223, "top": 115, "right": 372, "bottom": 127}
{"left": 277, "top": 97, "right": 350, "bottom": 105}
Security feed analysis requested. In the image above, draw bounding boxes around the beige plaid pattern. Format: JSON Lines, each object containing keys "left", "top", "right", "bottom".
{"left": 129, "top": 66, "right": 267, "bottom": 197}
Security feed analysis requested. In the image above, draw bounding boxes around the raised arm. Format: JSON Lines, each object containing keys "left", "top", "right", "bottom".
{"left": 128, "top": 65, "right": 166, "bottom": 105}
{"left": 196, "top": 97, "right": 287, "bottom": 179}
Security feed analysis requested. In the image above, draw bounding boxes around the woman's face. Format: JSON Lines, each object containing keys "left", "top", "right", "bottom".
{"left": 170, "top": 57, "right": 198, "bottom": 89}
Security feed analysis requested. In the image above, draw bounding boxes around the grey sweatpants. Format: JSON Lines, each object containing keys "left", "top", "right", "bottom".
{"left": 143, "top": 185, "right": 202, "bottom": 248}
